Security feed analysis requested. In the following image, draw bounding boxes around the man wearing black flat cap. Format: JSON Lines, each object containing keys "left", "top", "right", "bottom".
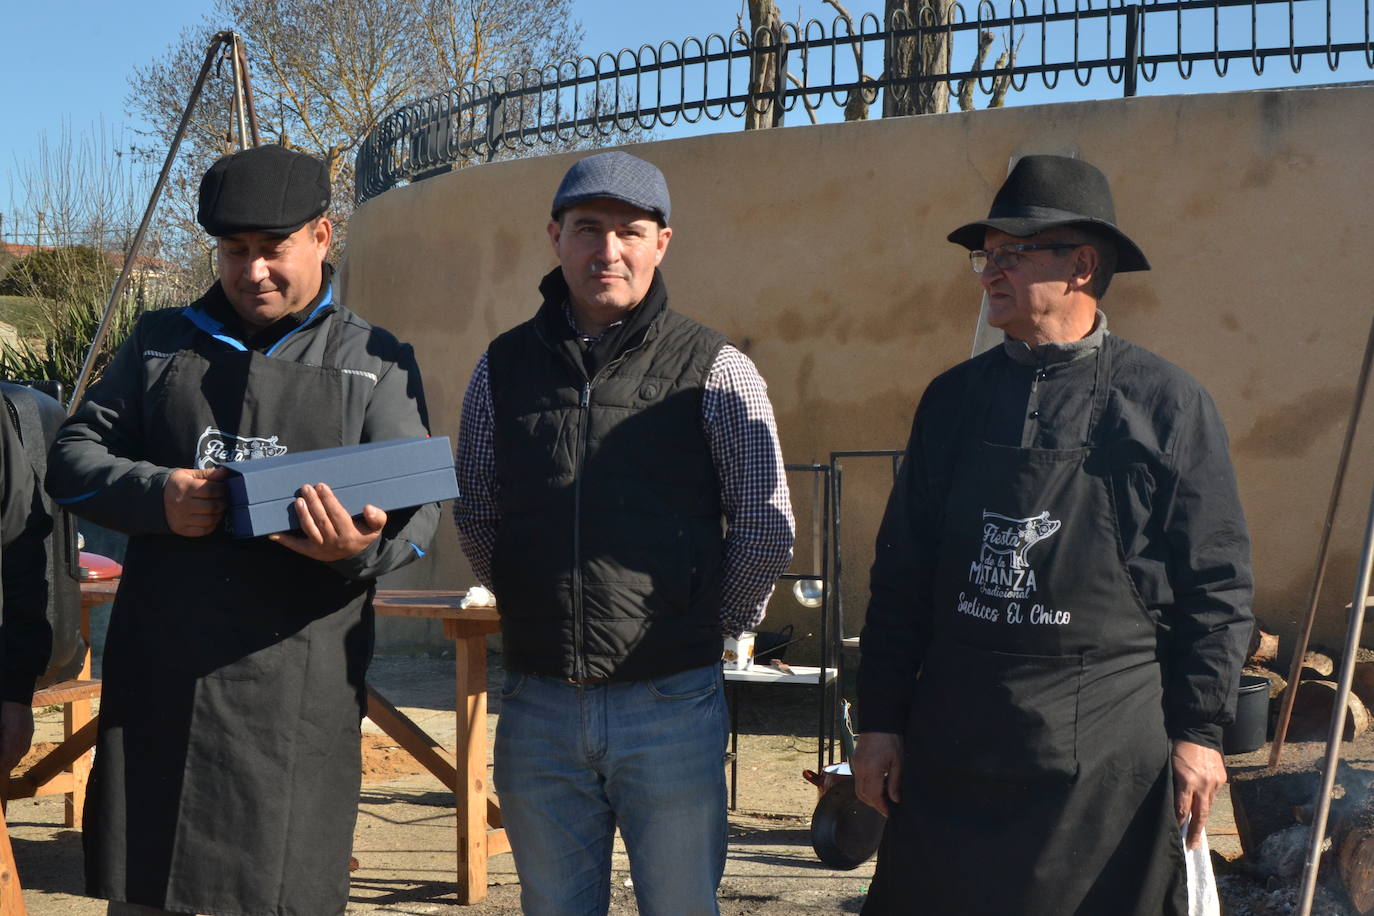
{"left": 454, "top": 151, "right": 794, "bottom": 915}
{"left": 48, "top": 144, "right": 439, "bottom": 916}
{"left": 853, "top": 155, "right": 1253, "bottom": 915}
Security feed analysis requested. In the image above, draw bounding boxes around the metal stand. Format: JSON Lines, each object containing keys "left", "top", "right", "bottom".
{"left": 68, "top": 31, "right": 260, "bottom": 414}
{"left": 827, "top": 449, "right": 905, "bottom": 755}
{"left": 726, "top": 463, "right": 836, "bottom": 809}
{"left": 1271, "top": 314, "right": 1374, "bottom": 767}
{"left": 1296, "top": 480, "right": 1374, "bottom": 916}
{"left": 774, "top": 463, "right": 836, "bottom": 775}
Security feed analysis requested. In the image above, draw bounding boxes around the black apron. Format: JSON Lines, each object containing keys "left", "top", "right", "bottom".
{"left": 864, "top": 345, "right": 1188, "bottom": 916}
{"left": 85, "top": 314, "right": 374, "bottom": 916}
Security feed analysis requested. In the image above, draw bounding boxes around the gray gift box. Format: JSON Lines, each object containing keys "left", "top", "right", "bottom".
{"left": 222, "top": 436, "right": 457, "bottom": 538}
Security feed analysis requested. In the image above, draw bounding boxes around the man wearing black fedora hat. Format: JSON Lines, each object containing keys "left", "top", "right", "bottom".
{"left": 853, "top": 155, "right": 1253, "bottom": 914}
{"left": 48, "top": 144, "right": 440, "bottom": 916}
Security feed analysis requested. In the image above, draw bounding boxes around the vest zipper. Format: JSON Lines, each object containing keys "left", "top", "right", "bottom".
{"left": 568, "top": 328, "right": 658, "bottom": 680}
{"left": 572, "top": 380, "right": 591, "bottom": 679}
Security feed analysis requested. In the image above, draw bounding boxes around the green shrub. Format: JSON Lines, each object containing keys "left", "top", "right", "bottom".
{"left": 0, "top": 246, "right": 118, "bottom": 306}
{"left": 0, "top": 296, "right": 50, "bottom": 338}
{"left": 0, "top": 295, "right": 143, "bottom": 395}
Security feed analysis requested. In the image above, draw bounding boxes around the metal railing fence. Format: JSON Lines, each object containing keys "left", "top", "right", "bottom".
{"left": 355, "top": 0, "right": 1374, "bottom": 203}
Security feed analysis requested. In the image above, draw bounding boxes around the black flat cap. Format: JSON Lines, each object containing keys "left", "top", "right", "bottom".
{"left": 947, "top": 155, "right": 1149, "bottom": 272}
{"left": 197, "top": 145, "right": 331, "bottom": 237}
{"left": 551, "top": 152, "right": 671, "bottom": 225}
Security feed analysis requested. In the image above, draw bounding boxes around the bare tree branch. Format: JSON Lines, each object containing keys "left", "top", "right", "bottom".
{"left": 957, "top": 31, "right": 995, "bottom": 112}
{"left": 784, "top": 72, "right": 820, "bottom": 125}
{"left": 990, "top": 36, "right": 1023, "bottom": 107}
{"left": 125, "top": 0, "right": 584, "bottom": 268}
{"left": 744, "top": 0, "right": 785, "bottom": 129}
{"left": 822, "top": 0, "right": 878, "bottom": 120}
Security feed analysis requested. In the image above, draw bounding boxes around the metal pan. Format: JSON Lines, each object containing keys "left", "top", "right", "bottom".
{"left": 809, "top": 778, "right": 886, "bottom": 870}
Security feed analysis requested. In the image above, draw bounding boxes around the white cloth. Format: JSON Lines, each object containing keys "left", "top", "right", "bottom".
{"left": 1182, "top": 820, "right": 1221, "bottom": 916}
{"left": 460, "top": 585, "right": 495, "bottom": 608}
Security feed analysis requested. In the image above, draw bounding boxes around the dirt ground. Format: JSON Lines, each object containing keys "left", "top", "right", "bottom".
{"left": 7, "top": 651, "right": 1373, "bottom": 914}
{"left": 9, "top": 653, "right": 872, "bottom": 914}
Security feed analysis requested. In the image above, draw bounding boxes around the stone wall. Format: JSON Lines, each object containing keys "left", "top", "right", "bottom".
{"left": 343, "top": 84, "right": 1374, "bottom": 659}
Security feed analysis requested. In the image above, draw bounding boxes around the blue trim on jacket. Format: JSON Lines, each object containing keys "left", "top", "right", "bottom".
{"left": 180, "top": 283, "right": 335, "bottom": 353}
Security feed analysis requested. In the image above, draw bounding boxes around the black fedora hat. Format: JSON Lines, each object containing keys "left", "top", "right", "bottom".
{"left": 947, "top": 155, "right": 1149, "bottom": 272}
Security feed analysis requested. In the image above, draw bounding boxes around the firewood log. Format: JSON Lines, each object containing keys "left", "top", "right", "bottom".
{"left": 1352, "top": 661, "right": 1374, "bottom": 713}
{"left": 1287, "top": 680, "right": 1370, "bottom": 741}
{"left": 1302, "top": 651, "right": 1336, "bottom": 679}
{"left": 1248, "top": 629, "right": 1280, "bottom": 666}
{"left": 1243, "top": 665, "right": 1287, "bottom": 697}
{"left": 1335, "top": 791, "right": 1374, "bottom": 914}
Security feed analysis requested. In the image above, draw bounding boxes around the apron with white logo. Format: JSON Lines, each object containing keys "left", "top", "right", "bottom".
{"left": 86, "top": 312, "right": 372, "bottom": 915}
{"left": 864, "top": 344, "right": 1188, "bottom": 915}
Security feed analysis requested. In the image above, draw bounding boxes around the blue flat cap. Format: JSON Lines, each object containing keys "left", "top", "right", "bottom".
{"left": 551, "top": 152, "right": 670, "bottom": 225}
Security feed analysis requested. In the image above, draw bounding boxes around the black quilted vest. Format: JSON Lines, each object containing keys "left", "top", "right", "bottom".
{"left": 487, "top": 271, "right": 728, "bottom": 681}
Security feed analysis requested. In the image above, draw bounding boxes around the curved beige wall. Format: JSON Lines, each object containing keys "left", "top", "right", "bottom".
{"left": 343, "top": 84, "right": 1374, "bottom": 659}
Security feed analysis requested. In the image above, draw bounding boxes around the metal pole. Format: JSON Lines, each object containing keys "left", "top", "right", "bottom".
{"left": 774, "top": 28, "right": 788, "bottom": 128}
{"left": 1296, "top": 482, "right": 1374, "bottom": 916}
{"left": 484, "top": 91, "right": 503, "bottom": 163}
{"left": 231, "top": 35, "right": 250, "bottom": 150}
{"left": 234, "top": 35, "right": 263, "bottom": 146}
{"left": 822, "top": 467, "right": 837, "bottom": 765}
{"left": 1271, "top": 313, "right": 1374, "bottom": 767}
{"left": 67, "top": 32, "right": 236, "bottom": 414}
{"left": 830, "top": 460, "right": 845, "bottom": 767}
{"left": 1124, "top": 4, "right": 1141, "bottom": 97}
{"left": 817, "top": 464, "right": 830, "bottom": 774}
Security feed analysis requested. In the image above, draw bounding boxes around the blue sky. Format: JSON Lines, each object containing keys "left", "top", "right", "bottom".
{"left": 0, "top": 0, "right": 753, "bottom": 235}
{"left": 2, "top": 0, "right": 1370, "bottom": 241}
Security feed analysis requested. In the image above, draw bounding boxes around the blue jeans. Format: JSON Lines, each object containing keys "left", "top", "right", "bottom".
{"left": 493, "top": 664, "right": 729, "bottom": 916}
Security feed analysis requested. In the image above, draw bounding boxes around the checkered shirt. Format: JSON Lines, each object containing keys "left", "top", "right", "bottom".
{"left": 453, "top": 342, "right": 795, "bottom": 638}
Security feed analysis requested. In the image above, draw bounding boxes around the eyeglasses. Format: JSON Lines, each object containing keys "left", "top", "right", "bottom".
{"left": 969, "top": 243, "right": 1081, "bottom": 275}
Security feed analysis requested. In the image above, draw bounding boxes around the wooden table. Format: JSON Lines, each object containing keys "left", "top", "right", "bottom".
{"left": 71, "top": 583, "right": 507, "bottom": 905}
{"left": 366, "top": 590, "right": 506, "bottom": 905}
{"left": 6, "top": 580, "right": 116, "bottom": 826}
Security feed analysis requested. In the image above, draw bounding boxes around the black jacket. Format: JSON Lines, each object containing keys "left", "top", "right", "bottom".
{"left": 487, "top": 270, "right": 728, "bottom": 681}
{"left": 859, "top": 330, "right": 1254, "bottom": 750}
{"left": 47, "top": 280, "right": 438, "bottom": 583}
{"left": 0, "top": 402, "right": 51, "bottom": 703}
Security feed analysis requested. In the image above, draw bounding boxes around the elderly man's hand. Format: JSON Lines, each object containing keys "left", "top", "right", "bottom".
{"left": 1172, "top": 738, "right": 1227, "bottom": 850}
{"left": 852, "top": 731, "right": 902, "bottom": 817}
{"left": 164, "top": 466, "right": 230, "bottom": 536}
{"left": 0, "top": 700, "right": 35, "bottom": 775}
{"left": 268, "top": 482, "right": 386, "bottom": 562}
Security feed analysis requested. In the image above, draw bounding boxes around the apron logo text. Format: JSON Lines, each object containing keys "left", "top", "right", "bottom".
{"left": 968, "top": 561, "right": 1038, "bottom": 594}
{"left": 969, "top": 509, "right": 1061, "bottom": 600}
{"left": 956, "top": 591, "right": 1000, "bottom": 623}
{"left": 196, "top": 425, "right": 288, "bottom": 468}
{"left": 1005, "top": 602, "right": 1073, "bottom": 626}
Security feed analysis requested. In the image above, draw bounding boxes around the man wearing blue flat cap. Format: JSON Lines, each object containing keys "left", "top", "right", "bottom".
{"left": 454, "top": 151, "right": 795, "bottom": 915}
{"left": 853, "top": 155, "right": 1254, "bottom": 915}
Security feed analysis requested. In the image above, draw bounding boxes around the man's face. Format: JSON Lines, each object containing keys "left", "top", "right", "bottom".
{"left": 216, "top": 218, "right": 332, "bottom": 330}
{"left": 548, "top": 199, "right": 671, "bottom": 323}
{"left": 978, "top": 228, "right": 1084, "bottom": 341}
